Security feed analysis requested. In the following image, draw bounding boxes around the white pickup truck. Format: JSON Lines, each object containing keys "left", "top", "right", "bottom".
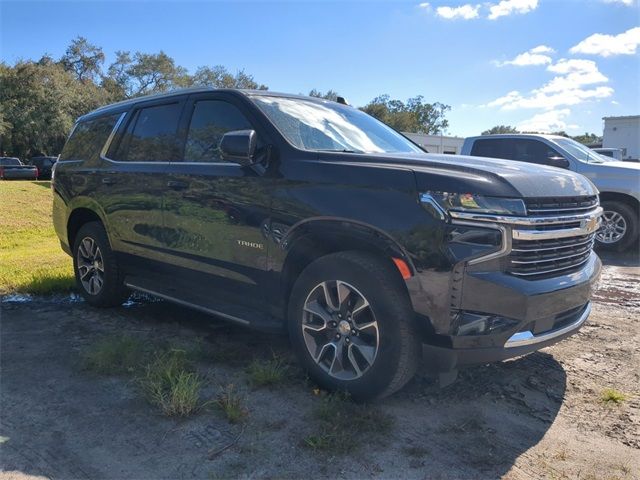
{"left": 461, "top": 134, "right": 640, "bottom": 251}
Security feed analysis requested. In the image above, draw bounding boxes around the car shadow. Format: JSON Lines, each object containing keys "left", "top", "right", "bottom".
{"left": 1, "top": 296, "right": 567, "bottom": 479}
{"left": 597, "top": 248, "right": 640, "bottom": 267}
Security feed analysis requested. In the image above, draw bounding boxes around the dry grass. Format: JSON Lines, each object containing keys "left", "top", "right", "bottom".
{"left": 0, "top": 181, "right": 74, "bottom": 294}
{"left": 216, "top": 384, "right": 249, "bottom": 424}
{"left": 139, "top": 349, "right": 203, "bottom": 417}
{"left": 246, "top": 355, "right": 289, "bottom": 387}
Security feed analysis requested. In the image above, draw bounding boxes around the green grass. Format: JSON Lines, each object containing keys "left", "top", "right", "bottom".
{"left": 601, "top": 388, "right": 628, "bottom": 405}
{"left": 84, "top": 335, "right": 147, "bottom": 375}
{"left": 139, "top": 349, "right": 203, "bottom": 417}
{"left": 0, "top": 181, "right": 74, "bottom": 295}
{"left": 302, "top": 392, "right": 394, "bottom": 454}
{"left": 246, "top": 355, "right": 289, "bottom": 387}
{"left": 216, "top": 384, "right": 249, "bottom": 424}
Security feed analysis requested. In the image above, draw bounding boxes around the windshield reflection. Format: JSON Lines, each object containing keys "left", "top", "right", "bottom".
{"left": 251, "top": 96, "right": 423, "bottom": 155}
{"left": 553, "top": 138, "right": 609, "bottom": 164}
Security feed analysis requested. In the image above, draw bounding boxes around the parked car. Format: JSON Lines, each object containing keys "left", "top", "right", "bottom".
{"left": 28, "top": 155, "right": 58, "bottom": 180}
{"left": 53, "top": 89, "right": 602, "bottom": 400}
{"left": 0, "top": 157, "right": 38, "bottom": 180}
{"left": 462, "top": 135, "right": 640, "bottom": 251}
{"left": 592, "top": 147, "right": 630, "bottom": 162}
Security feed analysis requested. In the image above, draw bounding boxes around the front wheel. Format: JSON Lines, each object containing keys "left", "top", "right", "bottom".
{"left": 288, "top": 251, "right": 420, "bottom": 401}
{"left": 72, "top": 222, "right": 127, "bottom": 307}
{"left": 596, "top": 201, "right": 639, "bottom": 252}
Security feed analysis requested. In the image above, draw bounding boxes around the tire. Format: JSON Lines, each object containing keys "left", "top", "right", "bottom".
{"left": 72, "top": 222, "right": 127, "bottom": 307}
{"left": 595, "top": 201, "right": 639, "bottom": 252}
{"left": 287, "top": 251, "right": 421, "bottom": 401}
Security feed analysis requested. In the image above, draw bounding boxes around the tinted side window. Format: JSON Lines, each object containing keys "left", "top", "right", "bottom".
{"left": 59, "top": 114, "right": 120, "bottom": 161}
{"left": 114, "top": 103, "right": 182, "bottom": 162}
{"left": 470, "top": 139, "right": 503, "bottom": 158}
{"left": 184, "top": 100, "right": 252, "bottom": 162}
{"left": 511, "top": 139, "right": 560, "bottom": 165}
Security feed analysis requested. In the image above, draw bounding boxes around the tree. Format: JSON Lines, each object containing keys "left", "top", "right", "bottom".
{"left": 60, "top": 36, "right": 105, "bottom": 82}
{"left": 0, "top": 57, "right": 109, "bottom": 158}
{"left": 481, "top": 125, "right": 519, "bottom": 135}
{"left": 572, "top": 132, "right": 601, "bottom": 145}
{"left": 104, "top": 51, "right": 190, "bottom": 98}
{"left": 308, "top": 89, "right": 340, "bottom": 101}
{"left": 361, "top": 95, "right": 450, "bottom": 134}
{"left": 190, "top": 66, "right": 267, "bottom": 90}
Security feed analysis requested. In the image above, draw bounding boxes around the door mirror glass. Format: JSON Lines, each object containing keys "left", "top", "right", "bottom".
{"left": 220, "top": 130, "right": 257, "bottom": 166}
{"left": 547, "top": 156, "right": 570, "bottom": 169}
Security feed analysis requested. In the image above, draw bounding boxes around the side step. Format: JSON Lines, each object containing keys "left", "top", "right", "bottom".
{"left": 124, "top": 276, "right": 284, "bottom": 332}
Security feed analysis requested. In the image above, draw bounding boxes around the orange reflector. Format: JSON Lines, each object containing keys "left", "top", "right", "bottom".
{"left": 392, "top": 257, "right": 412, "bottom": 280}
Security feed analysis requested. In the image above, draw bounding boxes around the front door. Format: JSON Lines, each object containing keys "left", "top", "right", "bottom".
{"left": 162, "top": 93, "right": 273, "bottom": 312}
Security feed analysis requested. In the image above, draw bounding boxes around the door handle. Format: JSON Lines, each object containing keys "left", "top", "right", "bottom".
{"left": 167, "top": 180, "right": 189, "bottom": 190}
{"left": 102, "top": 177, "right": 116, "bottom": 185}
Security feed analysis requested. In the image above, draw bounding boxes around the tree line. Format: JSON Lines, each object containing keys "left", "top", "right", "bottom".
{"left": 0, "top": 37, "right": 451, "bottom": 159}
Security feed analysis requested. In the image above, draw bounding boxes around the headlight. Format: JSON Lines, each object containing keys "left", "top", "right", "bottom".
{"left": 420, "top": 192, "right": 526, "bottom": 217}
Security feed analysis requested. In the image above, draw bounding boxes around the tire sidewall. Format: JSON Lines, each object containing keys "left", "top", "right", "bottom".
{"left": 288, "top": 254, "right": 412, "bottom": 400}
{"left": 72, "top": 222, "right": 123, "bottom": 306}
{"left": 597, "top": 201, "right": 639, "bottom": 251}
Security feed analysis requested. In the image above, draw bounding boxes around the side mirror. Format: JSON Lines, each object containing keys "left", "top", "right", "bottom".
{"left": 547, "top": 156, "right": 570, "bottom": 169}
{"left": 220, "top": 130, "right": 257, "bottom": 166}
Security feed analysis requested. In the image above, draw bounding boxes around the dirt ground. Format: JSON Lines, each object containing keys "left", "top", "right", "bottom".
{"left": 1, "top": 251, "right": 639, "bottom": 480}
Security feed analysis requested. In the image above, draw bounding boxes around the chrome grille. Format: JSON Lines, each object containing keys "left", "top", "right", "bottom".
{"left": 508, "top": 232, "right": 595, "bottom": 277}
{"left": 525, "top": 195, "right": 598, "bottom": 216}
{"left": 508, "top": 196, "right": 600, "bottom": 279}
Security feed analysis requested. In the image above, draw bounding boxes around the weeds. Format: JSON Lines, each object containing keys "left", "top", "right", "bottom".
{"left": 302, "top": 391, "right": 394, "bottom": 453}
{"left": 216, "top": 383, "right": 249, "bottom": 423}
{"left": 139, "top": 349, "right": 202, "bottom": 417}
{"left": 84, "top": 335, "right": 146, "bottom": 375}
{"left": 246, "top": 355, "right": 289, "bottom": 387}
{"left": 216, "top": 384, "right": 249, "bottom": 424}
{"left": 601, "top": 388, "right": 628, "bottom": 405}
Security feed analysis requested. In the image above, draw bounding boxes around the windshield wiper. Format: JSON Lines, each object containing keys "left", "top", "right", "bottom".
{"left": 316, "top": 148, "right": 363, "bottom": 154}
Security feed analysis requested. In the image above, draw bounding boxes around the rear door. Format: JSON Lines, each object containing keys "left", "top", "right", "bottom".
{"left": 161, "top": 92, "right": 274, "bottom": 312}
{"left": 97, "top": 98, "right": 186, "bottom": 265}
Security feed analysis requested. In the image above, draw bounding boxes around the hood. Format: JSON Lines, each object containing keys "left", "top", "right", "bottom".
{"left": 319, "top": 152, "right": 598, "bottom": 198}
{"left": 582, "top": 160, "right": 640, "bottom": 173}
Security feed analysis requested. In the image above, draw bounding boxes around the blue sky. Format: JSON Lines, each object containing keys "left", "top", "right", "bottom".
{"left": 1, "top": 0, "right": 639, "bottom": 136}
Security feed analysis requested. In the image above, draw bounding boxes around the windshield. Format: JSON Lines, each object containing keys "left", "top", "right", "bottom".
{"left": 251, "top": 95, "right": 423, "bottom": 154}
{"left": 553, "top": 137, "right": 610, "bottom": 163}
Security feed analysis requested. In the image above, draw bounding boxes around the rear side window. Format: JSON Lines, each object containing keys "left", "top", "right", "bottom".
{"left": 470, "top": 139, "right": 506, "bottom": 158}
{"left": 59, "top": 114, "right": 120, "bottom": 161}
{"left": 184, "top": 100, "right": 252, "bottom": 162}
{"left": 0, "top": 158, "right": 21, "bottom": 166}
{"left": 112, "top": 103, "right": 182, "bottom": 162}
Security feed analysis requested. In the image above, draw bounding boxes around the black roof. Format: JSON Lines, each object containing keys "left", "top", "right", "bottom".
{"left": 79, "top": 88, "right": 337, "bottom": 122}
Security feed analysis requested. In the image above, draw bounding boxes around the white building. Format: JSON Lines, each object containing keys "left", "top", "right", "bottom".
{"left": 603, "top": 115, "right": 640, "bottom": 161}
{"left": 402, "top": 133, "right": 465, "bottom": 155}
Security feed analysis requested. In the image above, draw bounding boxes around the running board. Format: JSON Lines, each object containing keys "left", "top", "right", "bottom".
{"left": 124, "top": 279, "right": 283, "bottom": 331}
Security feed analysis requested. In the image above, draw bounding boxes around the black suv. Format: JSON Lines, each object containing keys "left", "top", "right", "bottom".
{"left": 53, "top": 89, "right": 602, "bottom": 400}
{"left": 28, "top": 155, "right": 58, "bottom": 180}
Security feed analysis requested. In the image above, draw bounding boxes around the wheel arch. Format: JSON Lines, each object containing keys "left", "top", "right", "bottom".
{"left": 279, "top": 218, "right": 415, "bottom": 317}
{"left": 67, "top": 201, "right": 110, "bottom": 251}
{"left": 599, "top": 191, "right": 639, "bottom": 214}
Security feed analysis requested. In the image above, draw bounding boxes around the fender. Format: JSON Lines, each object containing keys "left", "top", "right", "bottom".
{"left": 64, "top": 196, "right": 113, "bottom": 248}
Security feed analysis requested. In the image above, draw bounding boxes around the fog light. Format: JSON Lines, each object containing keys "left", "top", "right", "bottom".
{"left": 453, "top": 311, "right": 519, "bottom": 336}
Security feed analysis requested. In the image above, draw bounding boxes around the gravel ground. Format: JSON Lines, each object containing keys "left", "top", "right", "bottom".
{"left": 1, "top": 252, "right": 638, "bottom": 480}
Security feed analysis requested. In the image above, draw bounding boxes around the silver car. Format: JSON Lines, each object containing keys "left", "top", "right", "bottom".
{"left": 461, "top": 134, "right": 640, "bottom": 251}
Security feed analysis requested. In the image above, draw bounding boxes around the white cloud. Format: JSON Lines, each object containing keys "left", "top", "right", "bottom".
{"left": 487, "top": 58, "right": 613, "bottom": 110}
{"left": 436, "top": 4, "right": 480, "bottom": 19}
{"left": 570, "top": 27, "right": 640, "bottom": 57}
{"left": 418, "top": 2, "right": 430, "bottom": 8}
{"left": 603, "top": 0, "right": 634, "bottom": 5}
{"left": 496, "top": 45, "right": 555, "bottom": 66}
{"left": 517, "top": 109, "right": 576, "bottom": 132}
{"left": 488, "top": 0, "right": 538, "bottom": 20}
{"left": 530, "top": 45, "right": 555, "bottom": 54}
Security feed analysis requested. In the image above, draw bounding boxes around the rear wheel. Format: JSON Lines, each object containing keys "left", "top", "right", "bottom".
{"left": 72, "top": 222, "right": 127, "bottom": 307}
{"left": 596, "top": 201, "right": 638, "bottom": 252}
{"left": 288, "top": 251, "right": 420, "bottom": 401}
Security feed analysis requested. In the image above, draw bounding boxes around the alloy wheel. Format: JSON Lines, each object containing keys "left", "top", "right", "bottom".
{"left": 596, "top": 210, "right": 627, "bottom": 244}
{"left": 301, "top": 280, "right": 379, "bottom": 381}
{"left": 76, "top": 237, "right": 105, "bottom": 295}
